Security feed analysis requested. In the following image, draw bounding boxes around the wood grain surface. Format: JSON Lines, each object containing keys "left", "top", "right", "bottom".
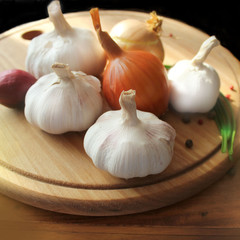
{"left": 0, "top": 10, "right": 239, "bottom": 216}
{"left": 1, "top": 161, "right": 240, "bottom": 240}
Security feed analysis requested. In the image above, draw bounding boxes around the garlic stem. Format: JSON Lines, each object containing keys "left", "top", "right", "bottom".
{"left": 119, "top": 90, "right": 140, "bottom": 125}
{"left": 191, "top": 36, "right": 220, "bottom": 66}
{"left": 48, "top": 0, "right": 72, "bottom": 36}
{"left": 90, "top": 8, "right": 123, "bottom": 59}
{"left": 52, "top": 63, "right": 74, "bottom": 80}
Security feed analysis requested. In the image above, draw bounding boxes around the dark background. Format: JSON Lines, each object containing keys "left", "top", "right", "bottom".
{"left": 0, "top": 0, "right": 239, "bottom": 60}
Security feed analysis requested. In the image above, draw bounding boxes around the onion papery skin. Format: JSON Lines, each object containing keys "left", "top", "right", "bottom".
{"left": 110, "top": 19, "right": 164, "bottom": 62}
{"left": 102, "top": 50, "right": 169, "bottom": 116}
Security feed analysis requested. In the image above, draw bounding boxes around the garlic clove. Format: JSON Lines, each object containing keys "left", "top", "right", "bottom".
{"left": 84, "top": 89, "right": 176, "bottom": 179}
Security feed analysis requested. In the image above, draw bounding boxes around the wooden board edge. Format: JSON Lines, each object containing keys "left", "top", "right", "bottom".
{"left": 0, "top": 150, "right": 235, "bottom": 216}
{"left": 0, "top": 10, "right": 239, "bottom": 216}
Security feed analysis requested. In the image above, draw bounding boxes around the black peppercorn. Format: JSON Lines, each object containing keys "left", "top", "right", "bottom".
{"left": 181, "top": 114, "right": 191, "bottom": 124}
{"left": 185, "top": 139, "right": 193, "bottom": 148}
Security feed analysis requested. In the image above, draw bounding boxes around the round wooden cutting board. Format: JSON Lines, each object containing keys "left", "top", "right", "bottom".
{"left": 0, "top": 10, "right": 239, "bottom": 216}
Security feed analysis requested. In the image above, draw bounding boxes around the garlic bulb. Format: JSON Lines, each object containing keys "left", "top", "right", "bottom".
{"left": 84, "top": 89, "right": 176, "bottom": 179}
{"left": 25, "top": 0, "right": 106, "bottom": 78}
{"left": 110, "top": 11, "right": 164, "bottom": 62}
{"left": 24, "top": 63, "right": 103, "bottom": 134}
{"left": 168, "top": 36, "right": 221, "bottom": 113}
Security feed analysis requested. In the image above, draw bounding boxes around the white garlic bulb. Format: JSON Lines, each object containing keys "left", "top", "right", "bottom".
{"left": 25, "top": 0, "right": 106, "bottom": 79}
{"left": 24, "top": 63, "right": 103, "bottom": 134}
{"left": 168, "top": 36, "right": 220, "bottom": 113}
{"left": 84, "top": 89, "right": 176, "bottom": 179}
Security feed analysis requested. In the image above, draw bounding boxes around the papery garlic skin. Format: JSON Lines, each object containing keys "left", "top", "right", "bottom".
{"left": 84, "top": 90, "right": 176, "bottom": 179}
{"left": 25, "top": 0, "right": 106, "bottom": 79}
{"left": 26, "top": 29, "right": 106, "bottom": 78}
{"left": 168, "top": 36, "right": 220, "bottom": 113}
{"left": 168, "top": 60, "right": 220, "bottom": 113}
{"left": 24, "top": 63, "right": 103, "bottom": 134}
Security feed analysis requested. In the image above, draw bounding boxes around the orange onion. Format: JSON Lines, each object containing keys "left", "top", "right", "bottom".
{"left": 90, "top": 8, "right": 169, "bottom": 116}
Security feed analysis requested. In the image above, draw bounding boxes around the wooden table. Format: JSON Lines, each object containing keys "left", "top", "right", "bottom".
{"left": 0, "top": 160, "right": 240, "bottom": 240}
